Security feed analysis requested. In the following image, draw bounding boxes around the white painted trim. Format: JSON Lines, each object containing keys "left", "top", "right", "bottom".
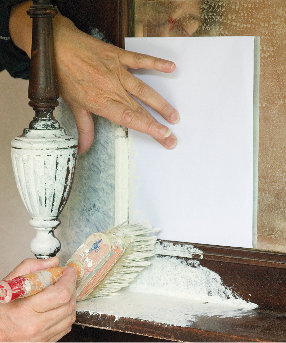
{"left": 114, "top": 126, "right": 129, "bottom": 227}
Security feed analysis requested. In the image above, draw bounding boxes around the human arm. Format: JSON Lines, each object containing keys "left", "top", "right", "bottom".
{"left": 0, "top": 0, "right": 30, "bottom": 79}
{"left": 9, "top": 1, "right": 179, "bottom": 154}
{"left": 0, "top": 257, "right": 77, "bottom": 342}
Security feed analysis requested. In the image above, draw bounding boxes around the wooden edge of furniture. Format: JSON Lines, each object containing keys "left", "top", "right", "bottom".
{"left": 185, "top": 240, "right": 286, "bottom": 312}
{"left": 75, "top": 239, "right": 286, "bottom": 342}
{"left": 75, "top": 312, "right": 262, "bottom": 342}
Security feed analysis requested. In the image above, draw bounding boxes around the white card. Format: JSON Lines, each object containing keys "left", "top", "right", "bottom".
{"left": 125, "top": 37, "right": 259, "bottom": 248}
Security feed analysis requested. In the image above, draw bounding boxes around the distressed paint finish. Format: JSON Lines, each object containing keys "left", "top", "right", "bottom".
{"left": 11, "top": 129, "right": 77, "bottom": 258}
{"left": 56, "top": 101, "right": 116, "bottom": 265}
{"left": 11, "top": 0, "right": 78, "bottom": 258}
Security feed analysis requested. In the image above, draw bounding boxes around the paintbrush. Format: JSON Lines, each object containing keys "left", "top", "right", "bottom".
{"left": 0, "top": 223, "right": 159, "bottom": 303}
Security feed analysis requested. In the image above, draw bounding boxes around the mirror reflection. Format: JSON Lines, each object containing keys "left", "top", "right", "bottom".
{"left": 134, "top": 0, "right": 286, "bottom": 253}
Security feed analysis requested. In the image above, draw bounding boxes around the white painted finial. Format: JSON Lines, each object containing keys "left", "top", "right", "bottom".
{"left": 11, "top": 128, "right": 77, "bottom": 258}
{"left": 11, "top": 0, "right": 78, "bottom": 258}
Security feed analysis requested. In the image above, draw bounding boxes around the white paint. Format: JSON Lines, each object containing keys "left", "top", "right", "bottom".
{"left": 30, "top": 229, "right": 61, "bottom": 258}
{"left": 36, "top": 269, "right": 57, "bottom": 289}
{"left": 77, "top": 291, "right": 257, "bottom": 328}
{"left": 11, "top": 128, "right": 77, "bottom": 258}
{"left": 77, "top": 255, "right": 257, "bottom": 327}
{"left": 56, "top": 102, "right": 117, "bottom": 265}
{"left": 114, "top": 126, "right": 129, "bottom": 226}
{"left": 86, "top": 223, "right": 160, "bottom": 298}
{"left": 127, "top": 256, "right": 250, "bottom": 305}
{"left": 154, "top": 240, "right": 203, "bottom": 259}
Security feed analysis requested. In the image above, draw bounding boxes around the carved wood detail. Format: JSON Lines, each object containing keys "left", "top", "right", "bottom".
{"left": 11, "top": 0, "right": 78, "bottom": 259}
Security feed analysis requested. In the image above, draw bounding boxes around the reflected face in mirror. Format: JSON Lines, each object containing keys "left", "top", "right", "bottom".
{"left": 136, "top": 0, "right": 202, "bottom": 37}
{"left": 135, "top": 0, "right": 224, "bottom": 37}
{"left": 146, "top": 1, "right": 201, "bottom": 37}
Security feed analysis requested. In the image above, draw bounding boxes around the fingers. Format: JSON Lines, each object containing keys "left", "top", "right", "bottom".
{"left": 71, "top": 105, "right": 95, "bottom": 154}
{"left": 96, "top": 98, "right": 177, "bottom": 149}
{"left": 53, "top": 21, "right": 179, "bottom": 151}
{"left": 7, "top": 289, "right": 76, "bottom": 342}
{"left": 46, "top": 306, "right": 76, "bottom": 337}
{"left": 49, "top": 325, "right": 73, "bottom": 342}
{"left": 69, "top": 97, "right": 178, "bottom": 151}
{"left": 0, "top": 267, "right": 76, "bottom": 342}
{"left": 4, "top": 257, "right": 59, "bottom": 280}
{"left": 121, "top": 69, "right": 180, "bottom": 124}
{"left": 43, "top": 292, "right": 76, "bottom": 341}
{"left": 28, "top": 266, "right": 77, "bottom": 313}
{"left": 119, "top": 49, "right": 176, "bottom": 73}
{"left": 154, "top": 134, "right": 177, "bottom": 149}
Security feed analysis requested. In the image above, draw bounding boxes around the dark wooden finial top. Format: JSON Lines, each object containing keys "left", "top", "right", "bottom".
{"left": 27, "top": 0, "right": 60, "bottom": 129}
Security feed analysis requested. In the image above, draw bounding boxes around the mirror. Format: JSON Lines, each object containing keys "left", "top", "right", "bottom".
{"left": 134, "top": 0, "right": 286, "bottom": 253}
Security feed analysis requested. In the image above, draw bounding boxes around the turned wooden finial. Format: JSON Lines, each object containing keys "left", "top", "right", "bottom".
{"left": 11, "top": 0, "right": 78, "bottom": 259}
{"left": 28, "top": 0, "right": 59, "bottom": 129}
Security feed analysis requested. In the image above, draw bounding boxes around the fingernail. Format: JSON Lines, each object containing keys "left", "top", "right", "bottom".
{"left": 170, "top": 111, "right": 180, "bottom": 124}
{"left": 43, "top": 256, "right": 59, "bottom": 265}
{"left": 166, "top": 61, "right": 176, "bottom": 70}
{"left": 160, "top": 127, "right": 171, "bottom": 138}
{"left": 44, "top": 256, "right": 57, "bottom": 262}
{"left": 165, "top": 136, "right": 177, "bottom": 149}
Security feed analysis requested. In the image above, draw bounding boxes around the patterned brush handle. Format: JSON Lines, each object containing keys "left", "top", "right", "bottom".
{"left": 0, "top": 262, "right": 83, "bottom": 303}
{"left": 0, "top": 232, "right": 124, "bottom": 303}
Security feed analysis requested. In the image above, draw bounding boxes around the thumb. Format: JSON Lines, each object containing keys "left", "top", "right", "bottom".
{"left": 70, "top": 104, "right": 94, "bottom": 154}
{"left": 4, "top": 257, "right": 59, "bottom": 280}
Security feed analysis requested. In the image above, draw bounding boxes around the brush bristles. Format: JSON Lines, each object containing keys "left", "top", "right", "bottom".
{"left": 84, "top": 223, "right": 160, "bottom": 299}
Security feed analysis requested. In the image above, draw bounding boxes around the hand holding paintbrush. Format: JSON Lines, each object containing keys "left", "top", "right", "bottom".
{"left": 0, "top": 223, "right": 159, "bottom": 303}
{"left": 0, "top": 257, "right": 77, "bottom": 342}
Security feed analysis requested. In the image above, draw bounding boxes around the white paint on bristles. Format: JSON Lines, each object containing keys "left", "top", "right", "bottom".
{"left": 85, "top": 223, "right": 160, "bottom": 298}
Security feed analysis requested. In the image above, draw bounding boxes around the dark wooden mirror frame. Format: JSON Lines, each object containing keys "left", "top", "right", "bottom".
{"left": 56, "top": 0, "right": 134, "bottom": 47}
{"left": 35, "top": 0, "right": 286, "bottom": 341}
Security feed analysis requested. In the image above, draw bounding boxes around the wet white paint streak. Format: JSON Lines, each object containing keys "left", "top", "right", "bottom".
{"left": 127, "top": 256, "right": 256, "bottom": 307}
{"left": 154, "top": 240, "right": 203, "bottom": 259}
{"left": 77, "top": 254, "right": 257, "bottom": 327}
{"left": 77, "top": 290, "right": 256, "bottom": 328}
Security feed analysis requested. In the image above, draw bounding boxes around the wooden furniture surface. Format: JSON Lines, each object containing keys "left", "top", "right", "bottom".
{"left": 73, "top": 240, "right": 286, "bottom": 342}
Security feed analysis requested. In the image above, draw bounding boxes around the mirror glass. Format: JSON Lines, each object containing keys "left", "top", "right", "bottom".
{"left": 134, "top": 0, "right": 286, "bottom": 253}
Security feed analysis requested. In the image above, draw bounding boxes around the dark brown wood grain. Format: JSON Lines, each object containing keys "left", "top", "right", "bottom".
{"left": 185, "top": 241, "right": 286, "bottom": 312}
{"left": 76, "top": 308, "right": 286, "bottom": 342}
{"left": 28, "top": 0, "right": 59, "bottom": 113}
{"left": 27, "top": 0, "right": 60, "bottom": 130}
